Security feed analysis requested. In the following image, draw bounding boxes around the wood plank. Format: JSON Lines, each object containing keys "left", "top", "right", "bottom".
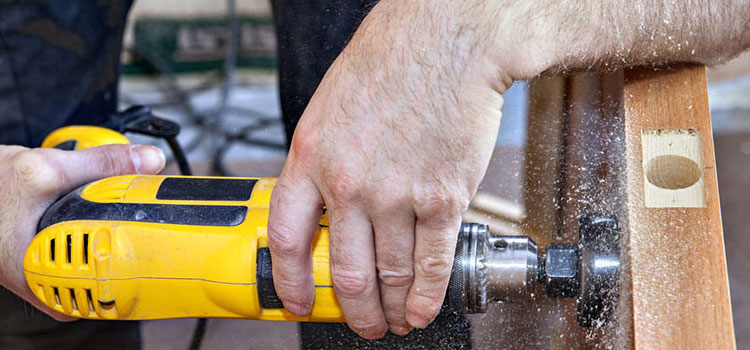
{"left": 622, "top": 65, "right": 735, "bottom": 349}
{"left": 558, "top": 71, "right": 631, "bottom": 349}
{"left": 523, "top": 76, "right": 567, "bottom": 240}
{"left": 514, "top": 75, "right": 589, "bottom": 349}
{"left": 519, "top": 73, "right": 628, "bottom": 349}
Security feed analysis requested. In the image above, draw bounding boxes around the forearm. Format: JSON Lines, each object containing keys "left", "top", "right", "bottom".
{"left": 557, "top": 0, "right": 750, "bottom": 71}
{"left": 351, "top": 0, "right": 750, "bottom": 84}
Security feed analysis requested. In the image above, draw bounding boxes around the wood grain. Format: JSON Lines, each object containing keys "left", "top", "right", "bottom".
{"left": 623, "top": 65, "right": 735, "bottom": 349}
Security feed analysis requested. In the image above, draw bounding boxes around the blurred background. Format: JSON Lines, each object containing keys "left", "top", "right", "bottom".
{"left": 117, "top": 0, "right": 750, "bottom": 348}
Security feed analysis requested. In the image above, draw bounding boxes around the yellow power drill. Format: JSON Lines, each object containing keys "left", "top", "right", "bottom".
{"left": 25, "top": 110, "right": 621, "bottom": 327}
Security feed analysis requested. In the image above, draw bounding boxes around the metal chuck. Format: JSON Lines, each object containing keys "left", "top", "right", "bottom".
{"left": 447, "top": 215, "right": 620, "bottom": 328}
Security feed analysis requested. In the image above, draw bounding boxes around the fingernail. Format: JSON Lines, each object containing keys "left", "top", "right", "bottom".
{"left": 389, "top": 325, "right": 411, "bottom": 336}
{"left": 406, "top": 313, "right": 431, "bottom": 329}
{"left": 131, "top": 145, "right": 165, "bottom": 174}
{"left": 283, "top": 301, "right": 310, "bottom": 316}
{"left": 355, "top": 327, "right": 387, "bottom": 340}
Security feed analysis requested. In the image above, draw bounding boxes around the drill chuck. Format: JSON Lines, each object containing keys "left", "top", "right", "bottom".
{"left": 448, "top": 223, "right": 538, "bottom": 314}
{"left": 448, "top": 216, "right": 620, "bottom": 328}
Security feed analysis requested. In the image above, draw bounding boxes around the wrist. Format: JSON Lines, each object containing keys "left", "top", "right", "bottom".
{"left": 340, "top": 0, "right": 516, "bottom": 96}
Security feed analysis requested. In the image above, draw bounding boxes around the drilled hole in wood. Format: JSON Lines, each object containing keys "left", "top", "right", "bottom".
{"left": 645, "top": 155, "right": 702, "bottom": 190}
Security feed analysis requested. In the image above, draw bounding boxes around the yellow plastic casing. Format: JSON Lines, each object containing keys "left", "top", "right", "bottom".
{"left": 41, "top": 126, "right": 130, "bottom": 150}
{"left": 23, "top": 175, "right": 342, "bottom": 322}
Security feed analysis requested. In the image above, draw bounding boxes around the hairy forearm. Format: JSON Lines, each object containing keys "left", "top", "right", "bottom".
{"left": 562, "top": 0, "right": 750, "bottom": 71}
{"left": 352, "top": 0, "right": 750, "bottom": 83}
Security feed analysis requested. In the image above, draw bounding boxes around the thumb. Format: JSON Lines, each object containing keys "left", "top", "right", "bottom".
{"left": 2, "top": 144, "right": 164, "bottom": 321}
{"left": 43, "top": 144, "right": 165, "bottom": 195}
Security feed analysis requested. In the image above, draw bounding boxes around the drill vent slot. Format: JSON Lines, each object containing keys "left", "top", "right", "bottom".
{"left": 82, "top": 233, "right": 89, "bottom": 265}
{"left": 66, "top": 234, "right": 72, "bottom": 264}
{"left": 86, "top": 289, "right": 94, "bottom": 312}
{"left": 69, "top": 289, "right": 78, "bottom": 311}
{"left": 49, "top": 239, "right": 55, "bottom": 262}
{"left": 53, "top": 287, "right": 61, "bottom": 306}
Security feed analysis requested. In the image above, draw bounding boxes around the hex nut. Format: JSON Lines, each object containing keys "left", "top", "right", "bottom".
{"left": 543, "top": 243, "right": 579, "bottom": 298}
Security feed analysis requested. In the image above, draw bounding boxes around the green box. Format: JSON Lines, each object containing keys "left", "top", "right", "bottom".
{"left": 123, "top": 16, "right": 277, "bottom": 75}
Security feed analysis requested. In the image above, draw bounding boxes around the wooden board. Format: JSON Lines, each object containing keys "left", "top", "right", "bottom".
{"left": 622, "top": 65, "right": 735, "bottom": 349}
{"left": 521, "top": 64, "right": 734, "bottom": 349}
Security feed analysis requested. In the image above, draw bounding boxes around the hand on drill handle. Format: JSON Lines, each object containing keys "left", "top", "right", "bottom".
{"left": 267, "top": 0, "right": 750, "bottom": 339}
{"left": 0, "top": 144, "right": 165, "bottom": 321}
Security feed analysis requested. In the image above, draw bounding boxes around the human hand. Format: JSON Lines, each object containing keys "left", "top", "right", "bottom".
{"left": 0, "top": 144, "right": 165, "bottom": 320}
{"left": 266, "top": 1, "right": 530, "bottom": 339}
{"left": 266, "top": 0, "right": 750, "bottom": 338}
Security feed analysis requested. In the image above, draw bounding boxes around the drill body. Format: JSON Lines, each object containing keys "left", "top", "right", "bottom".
{"left": 25, "top": 174, "right": 342, "bottom": 322}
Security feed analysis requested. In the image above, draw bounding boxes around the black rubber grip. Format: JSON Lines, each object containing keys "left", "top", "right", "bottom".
{"left": 38, "top": 187, "right": 249, "bottom": 231}
{"left": 256, "top": 247, "right": 283, "bottom": 308}
{"left": 156, "top": 178, "right": 257, "bottom": 201}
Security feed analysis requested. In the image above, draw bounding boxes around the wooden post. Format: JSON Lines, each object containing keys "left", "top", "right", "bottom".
{"left": 622, "top": 65, "right": 735, "bottom": 348}
{"left": 519, "top": 65, "right": 734, "bottom": 349}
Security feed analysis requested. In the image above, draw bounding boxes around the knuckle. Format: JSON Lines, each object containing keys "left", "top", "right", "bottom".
{"left": 289, "top": 128, "right": 318, "bottom": 163}
{"left": 377, "top": 267, "right": 414, "bottom": 289}
{"left": 267, "top": 221, "right": 306, "bottom": 257}
{"left": 326, "top": 169, "right": 362, "bottom": 203}
{"left": 412, "top": 186, "right": 466, "bottom": 220}
{"left": 12, "top": 151, "right": 64, "bottom": 194}
{"left": 331, "top": 265, "right": 371, "bottom": 298}
{"left": 415, "top": 255, "right": 453, "bottom": 283}
{"left": 94, "top": 148, "right": 131, "bottom": 175}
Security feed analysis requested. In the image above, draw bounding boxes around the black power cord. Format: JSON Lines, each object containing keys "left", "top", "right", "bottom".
{"left": 165, "top": 135, "right": 192, "bottom": 176}
{"left": 105, "top": 105, "right": 193, "bottom": 176}
{"left": 124, "top": 15, "right": 286, "bottom": 178}
{"left": 189, "top": 318, "right": 208, "bottom": 350}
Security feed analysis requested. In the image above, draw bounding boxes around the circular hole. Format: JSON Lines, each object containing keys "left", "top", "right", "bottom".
{"left": 645, "top": 155, "right": 702, "bottom": 190}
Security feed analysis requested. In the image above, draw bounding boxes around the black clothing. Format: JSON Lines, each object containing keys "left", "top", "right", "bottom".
{"left": 0, "top": 0, "right": 131, "bottom": 148}
{"left": 0, "top": 1, "right": 141, "bottom": 349}
{"left": 271, "top": 0, "right": 378, "bottom": 147}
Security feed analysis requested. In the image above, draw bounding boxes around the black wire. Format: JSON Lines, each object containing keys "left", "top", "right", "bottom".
{"left": 165, "top": 136, "right": 193, "bottom": 176}
{"left": 125, "top": 28, "right": 286, "bottom": 177}
{"left": 189, "top": 318, "right": 208, "bottom": 350}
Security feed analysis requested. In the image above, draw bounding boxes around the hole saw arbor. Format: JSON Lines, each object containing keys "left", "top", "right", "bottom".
{"left": 518, "top": 64, "right": 735, "bottom": 349}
